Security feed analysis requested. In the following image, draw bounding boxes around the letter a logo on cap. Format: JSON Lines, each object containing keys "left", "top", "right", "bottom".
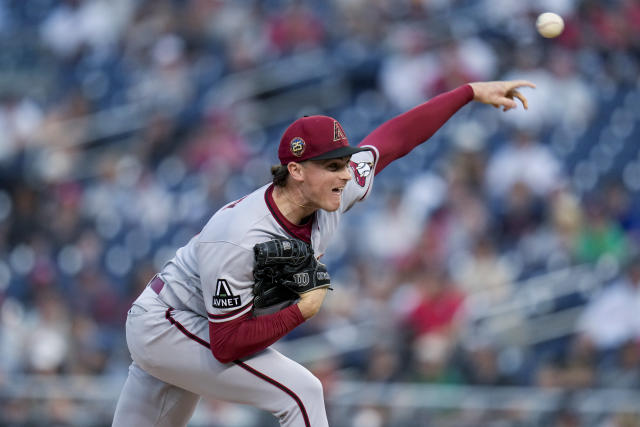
{"left": 333, "top": 121, "right": 346, "bottom": 143}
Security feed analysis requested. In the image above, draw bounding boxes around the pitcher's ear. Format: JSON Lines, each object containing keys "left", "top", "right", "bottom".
{"left": 287, "top": 161, "right": 304, "bottom": 182}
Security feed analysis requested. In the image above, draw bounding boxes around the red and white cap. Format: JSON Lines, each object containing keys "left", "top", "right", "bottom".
{"left": 278, "top": 115, "right": 368, "bottom": 165}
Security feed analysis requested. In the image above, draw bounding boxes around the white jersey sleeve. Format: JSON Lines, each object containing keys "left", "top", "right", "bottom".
{"left": 192, "top": 186, "right": 276, "bottom": 323}
{"left": 197, "top": 240, "right": 255, "bottom": 323}
{"left": 340, "top": 146, "right": 379, "bottom": 213}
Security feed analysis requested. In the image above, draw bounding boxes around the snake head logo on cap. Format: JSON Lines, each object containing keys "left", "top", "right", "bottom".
{"left": 290, "top": 137, "right": 305, "bottom": 157}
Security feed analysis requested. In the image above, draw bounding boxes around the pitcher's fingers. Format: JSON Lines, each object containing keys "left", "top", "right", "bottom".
{"left": 506, "top": 80, "right": 536, "bottom": 90}
{"left": 510, "top": 90, "right": 529, "bottom": 109}
{"left": 497, "top": 96, "right": 517, "bottom": 110}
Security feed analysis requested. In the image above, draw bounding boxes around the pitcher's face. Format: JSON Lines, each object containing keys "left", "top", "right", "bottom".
{"left": 298, "top": 157, "right": 352, "bottom": 212}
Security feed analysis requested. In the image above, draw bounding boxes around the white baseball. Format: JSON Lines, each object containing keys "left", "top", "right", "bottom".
{"left": 536, "top": 12, "right": 564, "bottom": 38}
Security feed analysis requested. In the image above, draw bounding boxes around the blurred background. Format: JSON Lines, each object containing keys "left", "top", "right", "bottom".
{"left": 1, "top": 0, "right": 640, "bottom": 426}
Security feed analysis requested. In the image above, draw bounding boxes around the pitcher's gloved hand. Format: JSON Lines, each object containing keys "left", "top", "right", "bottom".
{"left": 252, "top": 239, "right": 331, "bottom": 309}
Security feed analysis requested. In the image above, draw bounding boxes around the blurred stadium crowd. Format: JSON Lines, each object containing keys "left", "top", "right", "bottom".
{"left": 1, "top": 0, "right": 640, "bottom": 425}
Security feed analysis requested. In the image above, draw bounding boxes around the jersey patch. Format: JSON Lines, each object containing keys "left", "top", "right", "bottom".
{"left": 350, "top": 160, "right": 372, "bottom": 187}
{"left": 212, "top": 279, "right": 242, "bottom": 308}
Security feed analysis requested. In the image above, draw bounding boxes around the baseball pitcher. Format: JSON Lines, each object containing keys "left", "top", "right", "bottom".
{"left": 112, "top": 81, "right": 534, "bottom": 426}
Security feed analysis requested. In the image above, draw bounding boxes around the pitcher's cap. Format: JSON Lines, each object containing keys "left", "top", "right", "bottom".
{"left": 278, "top": 115, "right": 368, "bottom": 165}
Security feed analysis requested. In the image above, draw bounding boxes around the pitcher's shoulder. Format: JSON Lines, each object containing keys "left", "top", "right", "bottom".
{"left": 199, "top": 185, "right": 272, "bottom": 244}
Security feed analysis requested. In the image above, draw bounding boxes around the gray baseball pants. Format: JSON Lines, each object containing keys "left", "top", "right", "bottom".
{"left": 112, "top": 286, "right": 328, "bottom": 426}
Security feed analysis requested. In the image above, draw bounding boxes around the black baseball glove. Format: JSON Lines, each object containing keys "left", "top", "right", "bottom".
{"left": 252, "top": 238, "right": 331, "bottom": 309}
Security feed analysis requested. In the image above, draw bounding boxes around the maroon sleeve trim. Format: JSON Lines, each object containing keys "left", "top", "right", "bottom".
{"left": 207, "top": 300, "right": 254, "bottom": 320}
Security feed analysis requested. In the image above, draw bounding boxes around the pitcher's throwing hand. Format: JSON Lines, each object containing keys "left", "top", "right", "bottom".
{"left": 469, "top": 80, "right": 536, "bottom": 111}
